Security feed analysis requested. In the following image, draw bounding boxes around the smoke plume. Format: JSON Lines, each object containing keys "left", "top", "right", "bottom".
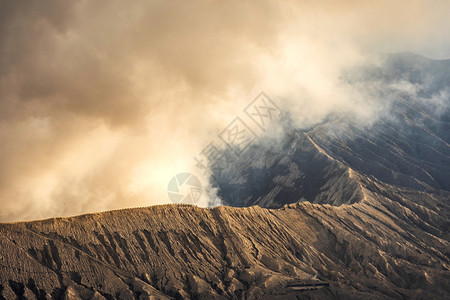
{"left": 1, "top": 0, "right": 449, "bottom": 221}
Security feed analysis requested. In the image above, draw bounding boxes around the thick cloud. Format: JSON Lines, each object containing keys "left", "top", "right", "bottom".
{"left": 0, "top": 0, "right": 449, "bottom": 221}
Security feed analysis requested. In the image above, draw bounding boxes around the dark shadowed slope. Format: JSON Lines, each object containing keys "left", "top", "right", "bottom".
{"left": 212, "top": 53, "right": 449, "bottom": 208}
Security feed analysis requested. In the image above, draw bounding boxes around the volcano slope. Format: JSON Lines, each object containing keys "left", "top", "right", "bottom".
{"left": 0, "top": 53, "right": 449, "bottom": 299}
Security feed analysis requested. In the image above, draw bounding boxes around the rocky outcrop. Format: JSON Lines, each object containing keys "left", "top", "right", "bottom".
{"left": 0, "top": 176, "right": 449, "bottom": 299}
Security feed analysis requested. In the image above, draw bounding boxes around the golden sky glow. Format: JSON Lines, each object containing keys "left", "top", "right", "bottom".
{"left": 0, "top": 0, "right": 449, "bottom": 221}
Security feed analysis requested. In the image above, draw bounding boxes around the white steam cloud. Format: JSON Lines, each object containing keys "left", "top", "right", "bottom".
{"left": 0, "top": 0, "right": 450, "bottom": 221}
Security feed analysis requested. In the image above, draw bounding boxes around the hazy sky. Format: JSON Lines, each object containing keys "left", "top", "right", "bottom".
{"left": 1, "top": 0, "right": 450, "bottom": 221}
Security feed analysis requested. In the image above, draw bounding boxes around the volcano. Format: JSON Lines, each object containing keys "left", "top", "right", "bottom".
{"left": 0, "top": 53, "right": 449, "bottom": 299}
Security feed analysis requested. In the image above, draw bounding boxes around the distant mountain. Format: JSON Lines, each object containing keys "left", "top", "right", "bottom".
{"left": 213, "top": 52, "right": 450, "bottom": 207}
{"left": 1, "top": 53, "right": 449, "bottom": 299}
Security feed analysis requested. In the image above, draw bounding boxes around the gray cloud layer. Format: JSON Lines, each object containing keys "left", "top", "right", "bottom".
{"left": 1, "top": 0, "right": 449, "bottom": 221}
